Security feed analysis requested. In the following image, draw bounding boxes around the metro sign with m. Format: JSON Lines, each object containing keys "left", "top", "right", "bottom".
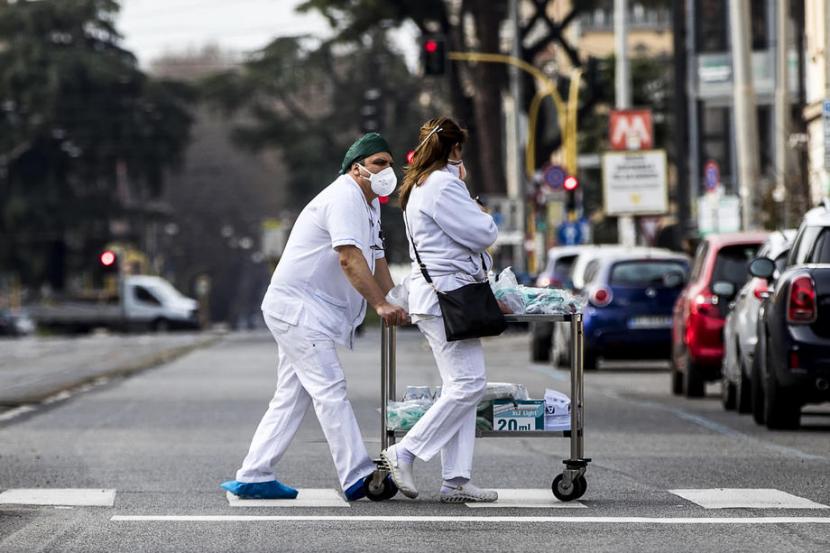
{"left": 609, "top": 110, "right": 653, "bottom": 151}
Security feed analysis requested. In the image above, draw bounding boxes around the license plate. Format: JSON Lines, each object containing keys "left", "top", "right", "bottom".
{"left": 628, "top": 316, "right": 673, "bottom": 329}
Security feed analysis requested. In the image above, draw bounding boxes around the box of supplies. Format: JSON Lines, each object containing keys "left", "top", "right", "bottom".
{"left": 492, "top": 399, "right": 545, "bottom": 432}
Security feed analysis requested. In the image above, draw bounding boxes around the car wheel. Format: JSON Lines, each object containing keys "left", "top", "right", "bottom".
{"left": 554, "top": 327, "right": 570, "bottom": 368}
{"left": 152, "top": 318, "right": 171, "bottom": 333}
{"left": 683, "top": 354, "right": 705, "bottom": 398}
{"left": 531, "top": 322, "right": 553, "bottom": 362}
{"left": 735, "top": 357, "right": 753, "bottom": 414}
{"left": 751, "top": 345, "right": 766, "bottom": 425}
{"left": 670, "top": 358, "right": 683, "bottom": 395}
{"left": 583, "top": 350, "right": 598, "bottom": 371}
{"left": 764, "top": 340, "right": 801, "bottom": 430}
{"left": 721, "top": 374, "right": 736, "bottom": 410}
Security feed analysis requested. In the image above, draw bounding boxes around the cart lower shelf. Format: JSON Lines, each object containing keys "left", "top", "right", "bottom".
{"left": 393, "top": 430, "right": 573, "bottom": 438}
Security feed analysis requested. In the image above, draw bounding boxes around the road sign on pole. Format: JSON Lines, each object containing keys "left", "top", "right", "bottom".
{"left": 543, "top": 164, "right": 566, "bottom": 189}
{"left": 609, "top": 110, "right": 653, "bottom": 151}
{"left": 704, "top": 160, "right": 720, "bottom": 191}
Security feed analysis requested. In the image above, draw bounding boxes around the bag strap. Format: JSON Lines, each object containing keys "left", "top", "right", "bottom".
{"left": 403, "top": 211, "right": 489, "bottom": 285}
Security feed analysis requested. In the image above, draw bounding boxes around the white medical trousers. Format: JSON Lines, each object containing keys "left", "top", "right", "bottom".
{"left": 234, "top": 313, "right": 376, "bottom": 491}
{"left": 399, "top": 316, "right": 487, "bottom": 480}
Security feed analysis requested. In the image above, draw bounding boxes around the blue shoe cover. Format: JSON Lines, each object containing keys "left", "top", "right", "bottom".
{"left": 220, "top": 479, "right": 298, "bottom": 499}
{"left": 344, "top": 477, "right": 368, "bottom": 502}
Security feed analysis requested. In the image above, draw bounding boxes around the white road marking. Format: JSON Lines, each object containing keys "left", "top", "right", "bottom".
{"left": 466, "top": 489, "right": 586, "bottom": 509}
{"left": 225, "top": 489, "right": 349, "bottom": 508}
{"left": 0, "top": 405, "right": 36, "bottom": 422}
{"left": 670, "top": 489, "right": 829, "bottom": 510}
{"left": 110, "top": 515, "right": 830, "bottom": 524}
{"left": 0, "top": 489, "right": 116, "bottom": 507}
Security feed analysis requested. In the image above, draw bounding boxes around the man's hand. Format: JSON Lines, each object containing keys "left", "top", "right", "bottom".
{"left": 376, "top": 302, "right": 410, "bottom": 326}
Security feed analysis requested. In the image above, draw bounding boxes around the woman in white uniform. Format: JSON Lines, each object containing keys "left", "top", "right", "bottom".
{"left": 381, "top": 117, "right": 499, "bottom": 503}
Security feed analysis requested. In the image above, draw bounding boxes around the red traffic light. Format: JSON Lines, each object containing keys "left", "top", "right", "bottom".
{"left": 99, "top": 250, "right": 117, "bottom": 267}
{"left": 424, "top": 39, "right": 438, "bottom": 53}
{"left": 563, "top": 176, "right": 579, "bottom": 191}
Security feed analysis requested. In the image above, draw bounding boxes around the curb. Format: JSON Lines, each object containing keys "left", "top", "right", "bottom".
{"left": 0, "top": 334, "right": 223, "bottom": 408}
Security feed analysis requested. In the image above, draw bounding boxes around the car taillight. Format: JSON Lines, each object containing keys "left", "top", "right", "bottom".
{"left": 691, "top": 291, "right": 719, "bottom": 317}
{"left": 752, "top": 280, "right": 768, "bottom": 300}
{"left": 787, "top": 275, "right": 817, "bottom": 324}
{"left": 590, "top": 287, "right": 612, "bottom": 307}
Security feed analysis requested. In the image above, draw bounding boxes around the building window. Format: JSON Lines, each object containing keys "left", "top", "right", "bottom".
{"left": 751, "top": 0, "right": 768, "bottom": 49}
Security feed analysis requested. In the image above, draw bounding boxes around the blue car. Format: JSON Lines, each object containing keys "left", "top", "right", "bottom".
{"left": 579, "top": 250, "right": 690, "bottom": 370}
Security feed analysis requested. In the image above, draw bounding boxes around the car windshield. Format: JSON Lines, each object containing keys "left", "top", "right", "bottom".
{"left": 609, "top": 260, "right": 687, "bottom": 287}
{"left": 146, "top": 280, "right": 187, "bottom": 302}
{"left": 812, "top": 228, "right": 830, "bottom": 263}
{"left": 553, "top": 255, "right": 577, "bottom": 277}
{"left": 711, "top": 244, "right": 760, "bottom": 285}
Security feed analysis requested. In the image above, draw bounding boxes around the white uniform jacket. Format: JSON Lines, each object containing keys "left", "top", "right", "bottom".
{"left": 404, "top": 166, "right": 498, "bottom": 321}
{"left": 261, "top": 174, "right": 384, "bottom": 348}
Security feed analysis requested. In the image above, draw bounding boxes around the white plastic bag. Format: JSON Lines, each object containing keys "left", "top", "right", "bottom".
{"left": 489, "top": 267, "right": 524, "bottom": 314}
{"left": 385, "top": 275, "right": 409, "bottom": 311}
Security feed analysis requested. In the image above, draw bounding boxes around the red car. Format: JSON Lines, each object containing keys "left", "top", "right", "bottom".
{"left": 671, "top": 232, "right": 767, "bottom": 398}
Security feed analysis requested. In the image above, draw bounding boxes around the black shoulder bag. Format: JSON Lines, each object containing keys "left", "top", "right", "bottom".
{"left": 404, "top": 213, "right": 506, "bottom": 342}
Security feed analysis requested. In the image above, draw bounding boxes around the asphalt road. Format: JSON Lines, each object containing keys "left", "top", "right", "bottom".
{"left": 1, "top": 328, "right": 829, "bottom": 552}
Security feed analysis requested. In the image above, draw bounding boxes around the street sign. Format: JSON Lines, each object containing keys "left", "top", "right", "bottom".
{"left": 557, "top": 221, "right": 583, "bottom": 245}
{"left": 543, "top": 164, "right": 566, "bottom": 189}
{"left": 698, "top": 193, "right": 741, "bottom": 235}
{"left": 704, "top": 160, "right": 720, "bottom": 191}
{"left": 609, "top": 110, "right": 653, "bottom": 151}
{"left": 823, "top": 99, "right": 830, "bottom": 170}
{"left": 602, "top": 150, "right": 668, "bottom": 216}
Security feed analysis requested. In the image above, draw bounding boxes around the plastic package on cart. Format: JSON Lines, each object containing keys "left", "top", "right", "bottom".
{"left": 481, "top": 382, "right": 530, "bottom": 402}
{"left": 544, "top": 388, "right": 571, "bottom": 431}
{"left": 489, "top": 267, "right": 585, "bottom": 315}
{"left": 403, "top": 385, "right": 440, "bottom": 401}
{"left": 386, "top": 400, "right": 431, "bottom": 431}
{"left": 385, "top": 276, "right": 410, "bottom": 311}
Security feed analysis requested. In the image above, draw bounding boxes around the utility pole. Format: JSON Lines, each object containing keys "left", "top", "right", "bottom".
{"left": 774, "top": 0, "right": 790, "bottom": 227}
{"left": 509, "top": 0, "right": 526, "bottom": 272}
{"left": 615, "top": 0, "right": 636, "bottom": 246}
{"left": 729, "top": 0, "right": 760, "bottom": 231}
{"left": 671, "top": 0, "right": 689, "bottom": 246}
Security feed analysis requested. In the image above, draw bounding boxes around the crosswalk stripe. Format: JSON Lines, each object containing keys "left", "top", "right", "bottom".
{"left": 110, "top": 515, "right": 830, "bottom": 524}
{"left": 465, "top": 489, "right": 586, "bottom": 508}
{"left": 670, "top": 489, "right": 829, "bottom": 510}
{"left": 0, "top": 489, "right": 116, "bottom": 507}
{"left": 225, "top": 489, "right": 349, "bottom": 508}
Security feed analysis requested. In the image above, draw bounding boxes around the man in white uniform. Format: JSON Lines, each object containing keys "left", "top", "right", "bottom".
{"left": 221, "top": 133, "right": 409, "bottom": 501}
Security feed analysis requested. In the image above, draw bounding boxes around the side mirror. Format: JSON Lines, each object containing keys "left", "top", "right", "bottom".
{"left": 712, "top": 281, "right": 736, "bottom": 298}
{"left": 748, "top": 257, "right": 775, "bottom": 281}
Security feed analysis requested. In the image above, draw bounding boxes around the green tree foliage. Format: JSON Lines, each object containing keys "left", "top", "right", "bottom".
{"left": 201, "top": 35, "right": 428, "bottom": 261}
{"left": 0, "top": 0, "right": 194, "bottom": 288}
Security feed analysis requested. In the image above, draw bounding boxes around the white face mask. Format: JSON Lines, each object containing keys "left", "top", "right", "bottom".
{"left": 358, "top": 164, "right": 397, "bottom": 197}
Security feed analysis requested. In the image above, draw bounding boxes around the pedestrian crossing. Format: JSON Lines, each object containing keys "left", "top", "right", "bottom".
{"left": 1, "top": 487, "right": 828, "bottom": 510}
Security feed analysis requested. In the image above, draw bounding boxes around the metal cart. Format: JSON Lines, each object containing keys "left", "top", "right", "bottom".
{"left": 364, "top": 313, "right": 590, "bottom": 502}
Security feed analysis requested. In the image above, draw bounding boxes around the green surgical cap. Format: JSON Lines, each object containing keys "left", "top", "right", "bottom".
{"left": 339, "top": 132, "right": 392, "bottom": 174}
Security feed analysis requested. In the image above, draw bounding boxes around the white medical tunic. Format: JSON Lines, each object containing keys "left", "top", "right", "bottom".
{"left": 404, "top": 166, "right": 498, "bottom": 321}
{"left": 261, "top": 174, "right": 384, "bottom": 348}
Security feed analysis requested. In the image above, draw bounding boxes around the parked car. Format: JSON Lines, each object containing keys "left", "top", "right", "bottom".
{"left": 575, "top": 250, "right": 689, "bottom": 370}
{"left": 31, "top": 275, "right": 200, "bottom": 333}
{"left": 751, "top": 202, "right": 830, "bottom": 429}
{"left": 530, "top": 245, "right": 588, "bottom": 361}
{"left": 722, "top": 230, "right": 796, "bottom": 413}
{"left": 0, "top": 308, "right": 36, "bottom": 336}
{"left": 671, "top": 232, "right": 768, "bottom": 398}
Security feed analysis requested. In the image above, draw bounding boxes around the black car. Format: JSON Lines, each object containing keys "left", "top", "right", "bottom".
{"left": 750, "top": 201, "right": 830, "bottom": 429}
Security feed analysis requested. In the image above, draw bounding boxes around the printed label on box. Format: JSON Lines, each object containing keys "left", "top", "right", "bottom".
{"left": 492, "top": 400, "right": 545, "bottom": 431}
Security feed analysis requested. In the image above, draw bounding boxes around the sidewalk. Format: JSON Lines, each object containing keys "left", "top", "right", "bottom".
{"left": 0, "top": 332, "right": 220, "bottom": 407}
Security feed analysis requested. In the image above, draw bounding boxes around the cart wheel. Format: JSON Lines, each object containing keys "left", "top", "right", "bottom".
{"left": 365, "top": 474, "right": 398, "bottom": 502}
{"left": 552, "top": 474, "right": 584, "bottom": 502}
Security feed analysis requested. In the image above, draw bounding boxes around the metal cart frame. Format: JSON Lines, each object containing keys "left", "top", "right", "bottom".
{"left": 368, "top": 313, "right": 591, "bottom": 502}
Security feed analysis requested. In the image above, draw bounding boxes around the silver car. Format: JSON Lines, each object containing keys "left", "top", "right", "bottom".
{"left": 721, "top": 230, "right": 796, "bottom": 413}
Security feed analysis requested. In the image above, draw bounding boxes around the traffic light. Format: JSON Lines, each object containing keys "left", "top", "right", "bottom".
{"left": 99, "top": 250, "right": 117, "bottom": 269}
{"left": 421, "top": 35, "right": 446, "bottom": 76}
{"left": 563, "top": 175, "right": 579, "bottom": 211}
{"left": 361, "top": 88, "right": 383, "bottom": 133}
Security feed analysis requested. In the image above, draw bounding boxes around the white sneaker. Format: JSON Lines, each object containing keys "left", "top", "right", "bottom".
{"left": 440, "top": 483, "right": 498, "bottom": 504}
{"left": 380, "top": 444, "right": 418, "bottom": 499}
